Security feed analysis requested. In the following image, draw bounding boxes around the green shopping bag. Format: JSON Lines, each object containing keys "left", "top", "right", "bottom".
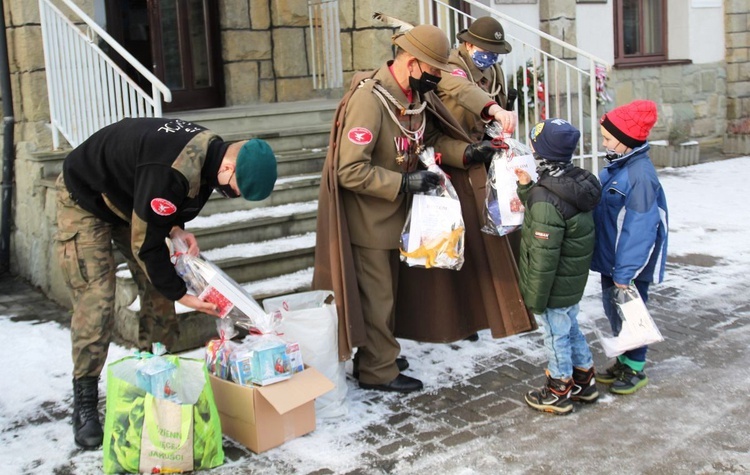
{"left": 102, "top": 355, "right": 224, "bottom": 474}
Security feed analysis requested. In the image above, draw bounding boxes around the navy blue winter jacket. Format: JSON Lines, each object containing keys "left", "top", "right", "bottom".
{"left": 590, "top": 144, "right": 668, "bottom": 284}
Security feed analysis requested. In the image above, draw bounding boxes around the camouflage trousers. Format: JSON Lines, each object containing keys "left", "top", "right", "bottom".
{"left": 55, "top": 174, "right": 179, "bottom": 379}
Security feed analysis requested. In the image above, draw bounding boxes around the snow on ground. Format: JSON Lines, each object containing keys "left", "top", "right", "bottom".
{"left": 1, "top": 157, "right": 749, "bottom": 474}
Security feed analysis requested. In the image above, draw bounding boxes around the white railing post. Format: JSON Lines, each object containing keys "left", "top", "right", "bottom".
{"left": 38, "top": 0, "right": 172, "bottom": 148}
{"left": 308, "top": 0, "right": 343, "bottom": 90}
{"left": 421, "top": 0, "right": 611, "bottom": 172}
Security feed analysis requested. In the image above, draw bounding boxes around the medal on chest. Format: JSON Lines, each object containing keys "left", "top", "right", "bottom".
{"left": 371, "top": 83, "right": 427, "bottom": 169}
{"left": 393, "top": 132, "right": 425, "bottom": 166}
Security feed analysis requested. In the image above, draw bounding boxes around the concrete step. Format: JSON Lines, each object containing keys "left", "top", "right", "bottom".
{"left": 274, "top": 148, "right": 326, "bottom": 176}
{"left": 169, "top": 99, "right": 336, "bottom": 153}
{"left": 168, "top": 99, "right": 337, "bottom": 137}
{"left": 199, "top": 172, "right": 320, "bottom": 215}
{"left": 199, "top": 232, "right": 315, "bottom": 283}
{"left": 222, "top": 125, "right": 331, "bottom": 153}
{"left": 31, "top": 98, "right": 335, "bottom": 179}
{"left": 185, "top": 201, "right": 318, "bottom": 250}
{"left": 32, "top": 144, "right": 327, "bottom": 182}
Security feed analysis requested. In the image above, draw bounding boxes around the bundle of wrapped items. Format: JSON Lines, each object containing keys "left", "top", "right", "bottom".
{"left": 400, "top": 147, "right": 465, "bottom": 271}
{"left": 482, "top": 121, "right": 538, "bottom": 236}
{"left": 170, "top": 237, "right": 304, "bottom": 386}
{"left": 134, "top": 342, "right": 179, "bottom": 401}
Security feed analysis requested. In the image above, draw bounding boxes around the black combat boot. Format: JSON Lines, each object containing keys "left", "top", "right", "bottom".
{"left": 72, "top": 377, "right": 103, "bottom": 449}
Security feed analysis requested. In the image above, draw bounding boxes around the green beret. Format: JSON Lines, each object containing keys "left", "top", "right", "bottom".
{"left": 235, "top": 139, "right": 277, "bottom": 201}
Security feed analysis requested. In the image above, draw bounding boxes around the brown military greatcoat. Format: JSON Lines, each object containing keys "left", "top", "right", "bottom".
{"left": 437, "top": 44, "right": 509, "bottom": 141}
{"left": 314, "top": 62, "right": 534, "bottom": 361}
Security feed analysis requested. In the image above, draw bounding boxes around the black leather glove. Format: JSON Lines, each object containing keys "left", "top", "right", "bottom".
{"left": 400, "top": 171, "right": 442, "bottom": 194}
{"left": 464, "top": 140, "right": 501, "bottom": 165}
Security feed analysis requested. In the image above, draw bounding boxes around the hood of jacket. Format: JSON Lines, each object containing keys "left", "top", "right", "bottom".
{"left": 537, "top": 165, "right": 602, "bottom": 215}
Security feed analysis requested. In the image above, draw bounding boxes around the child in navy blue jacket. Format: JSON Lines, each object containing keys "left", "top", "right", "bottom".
{"left": 591, "top": 100, "right": 669, "bottom": 395}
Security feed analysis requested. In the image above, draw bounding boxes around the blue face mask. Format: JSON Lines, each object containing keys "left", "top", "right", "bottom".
{"left": 471, "top": 50, "right": 499, "bottom": 69}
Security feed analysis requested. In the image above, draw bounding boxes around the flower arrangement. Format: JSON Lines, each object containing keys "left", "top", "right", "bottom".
{"left": 595, "top": 65, "right": 613, "bottom": 106}
{"left": 515, "top": 60, "right": 546, "bottom": 121}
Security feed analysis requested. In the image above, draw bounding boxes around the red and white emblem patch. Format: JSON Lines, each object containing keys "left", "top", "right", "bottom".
{"left": 451, "top": 68, "right": 468, "bottom": 78}
{"left": 151, "top": 198, "right": 177, "bottom": 216}
{"left": 347, "top": 127, "right": 373, "bottom": 145}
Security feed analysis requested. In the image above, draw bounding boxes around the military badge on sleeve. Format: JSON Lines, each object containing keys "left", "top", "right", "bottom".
{"left": 150, "top": 198, "right": 177, "bottom": 216}
{"left": 347, "top": 127, "right": 373, "bottom": 145}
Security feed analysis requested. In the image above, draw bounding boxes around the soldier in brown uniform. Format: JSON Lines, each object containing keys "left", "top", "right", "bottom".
{"left": 55, "top": 118, "right": 277, "bottom": 449}
{"left": 438, "top": 16, "right": 516, "bottom": 139}
{"left": 434, "top": 16, "right": 525, "bottom": 297}
{"left": 314, "top": 25, "right": 535, "bottom": 394}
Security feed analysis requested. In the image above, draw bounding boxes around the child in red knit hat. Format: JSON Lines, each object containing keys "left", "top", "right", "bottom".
{"left": 590, "top": 99, "right": 669, "bottom": 395}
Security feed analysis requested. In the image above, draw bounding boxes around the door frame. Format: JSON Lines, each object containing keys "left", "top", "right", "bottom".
{"left": 104, "top": 0, "right": 224, "bottom": 112}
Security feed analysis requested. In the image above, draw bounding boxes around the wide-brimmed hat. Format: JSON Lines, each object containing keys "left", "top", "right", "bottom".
{"left": 457, "top": 16, "right": 512, "bottom": 54}
{"left": 392, "top": 24, "right": 451, "bottom": 71}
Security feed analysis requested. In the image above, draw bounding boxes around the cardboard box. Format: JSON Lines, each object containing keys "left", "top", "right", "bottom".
{"left": 209, "top": 367, "right": 334, "bottom": 453}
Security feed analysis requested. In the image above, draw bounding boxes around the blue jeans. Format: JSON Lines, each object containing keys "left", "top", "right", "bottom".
{"left": 535, "top": 304, "right": 593, "bottom": 380}
{"left": 600, "top": 275, "right": 650, "bottom": 363}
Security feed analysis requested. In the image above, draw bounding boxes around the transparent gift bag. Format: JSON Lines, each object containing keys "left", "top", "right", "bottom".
{"left": 481, "top": 121, "right": 537, "bottom": 236}
{"left": 399, "top": 147, "right": 465, "bottom": 270}
{"left": 170, "top": 236, "right": 267, "bottom": 327}
{"left": 595, "top": 285, "right": 664, "bottom": 358}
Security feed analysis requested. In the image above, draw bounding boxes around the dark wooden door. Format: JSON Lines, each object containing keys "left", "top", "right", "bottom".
{"left": 106, "top": 0, "right": 224, "bottom": 112}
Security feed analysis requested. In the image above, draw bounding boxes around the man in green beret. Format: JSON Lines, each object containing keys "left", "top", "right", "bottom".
{"left": 55, "top": 117, "right": 277, "bottom": 449}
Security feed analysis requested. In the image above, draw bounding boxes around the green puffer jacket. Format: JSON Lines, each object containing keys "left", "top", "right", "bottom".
{"left": 516, "top": 164, "right": 602, "bottom": 314}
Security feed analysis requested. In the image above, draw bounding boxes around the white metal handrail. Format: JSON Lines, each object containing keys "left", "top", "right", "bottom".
{"left": 308, "top": 0, "right": 343, "bottom": 89}
{"left": 420, "top": 0, "right": 611, "bottom": 173}
{"left": 39, "top": 0, "right": 172, "bottom": 149}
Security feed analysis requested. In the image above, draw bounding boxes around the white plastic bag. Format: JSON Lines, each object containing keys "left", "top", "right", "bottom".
{"left": 262, "top": 290, "right": 348, "bottom": 419}
{"left": 595, "top": 286, "right": 664, "bottom": 358}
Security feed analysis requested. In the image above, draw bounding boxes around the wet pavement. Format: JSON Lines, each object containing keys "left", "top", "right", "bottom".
{"left": 2, "top": 245, "right": 749, "bottom": 474}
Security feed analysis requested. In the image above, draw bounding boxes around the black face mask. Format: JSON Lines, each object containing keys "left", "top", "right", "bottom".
{"left": 409, "top": 62, "right": 441, "bottom": 95}
{"left": 216, "top": 170, "right": 241, "bottom": 198}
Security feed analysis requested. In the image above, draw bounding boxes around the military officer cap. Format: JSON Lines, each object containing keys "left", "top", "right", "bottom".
{"left": 392, "top": 24, "right": 451, "bottom": 71}
{"left": 457, "top": 16, "right": 512, "bottom": 54}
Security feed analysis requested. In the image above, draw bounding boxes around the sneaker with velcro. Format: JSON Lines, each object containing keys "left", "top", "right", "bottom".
{"left": 571, "top": 366, "right": 599, "bottom": 403}
{"left": 524, "top": 373, "right": 574, "bottom": 415}
{"left": 610, "top": 367, "right": 648, "bottom": 395}
{"left": 595, "top": 359, "right": 628, "bottom": 385}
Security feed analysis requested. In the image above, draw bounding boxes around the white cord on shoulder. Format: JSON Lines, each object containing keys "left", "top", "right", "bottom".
{"left": 371, "top": 83, "right": 426, "bottom": 142}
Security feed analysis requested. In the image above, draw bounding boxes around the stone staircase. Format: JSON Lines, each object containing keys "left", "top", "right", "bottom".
{"left": 37, "top": 98, "right": 337, "bottom": 352}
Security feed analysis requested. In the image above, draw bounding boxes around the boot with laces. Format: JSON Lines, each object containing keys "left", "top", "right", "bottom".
{"left": 72, "top": 377, "right": 103, "bottom": 449}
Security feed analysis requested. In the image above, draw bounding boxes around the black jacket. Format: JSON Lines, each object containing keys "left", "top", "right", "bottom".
{"left": 63, "top": 118, "right": 226, "bottom": 300}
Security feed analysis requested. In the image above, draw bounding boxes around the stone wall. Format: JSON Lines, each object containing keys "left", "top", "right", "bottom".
{"left": 218, "top": 0, "right": 420, "bottom": 105}
{"left": 724, "top": 0, "right": 750, "bottom": 154}
{"left": 4, "top": 0, "right": 71, "bottom": 294}
{"left": 606, "top": 62, "right": 727, "bottom": 146}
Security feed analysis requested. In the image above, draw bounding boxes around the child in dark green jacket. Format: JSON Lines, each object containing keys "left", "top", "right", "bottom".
{"left": 515, "top": 118, "right": 602, "bottom": 414}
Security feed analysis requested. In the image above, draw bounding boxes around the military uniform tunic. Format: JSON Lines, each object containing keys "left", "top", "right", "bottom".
{"left": 437, "top": 44, "right": 509, "bottom": 141}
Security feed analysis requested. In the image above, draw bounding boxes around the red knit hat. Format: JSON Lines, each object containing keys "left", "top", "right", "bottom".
{"left": 600, "top": 100, "right": 658, "bottom": 148}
